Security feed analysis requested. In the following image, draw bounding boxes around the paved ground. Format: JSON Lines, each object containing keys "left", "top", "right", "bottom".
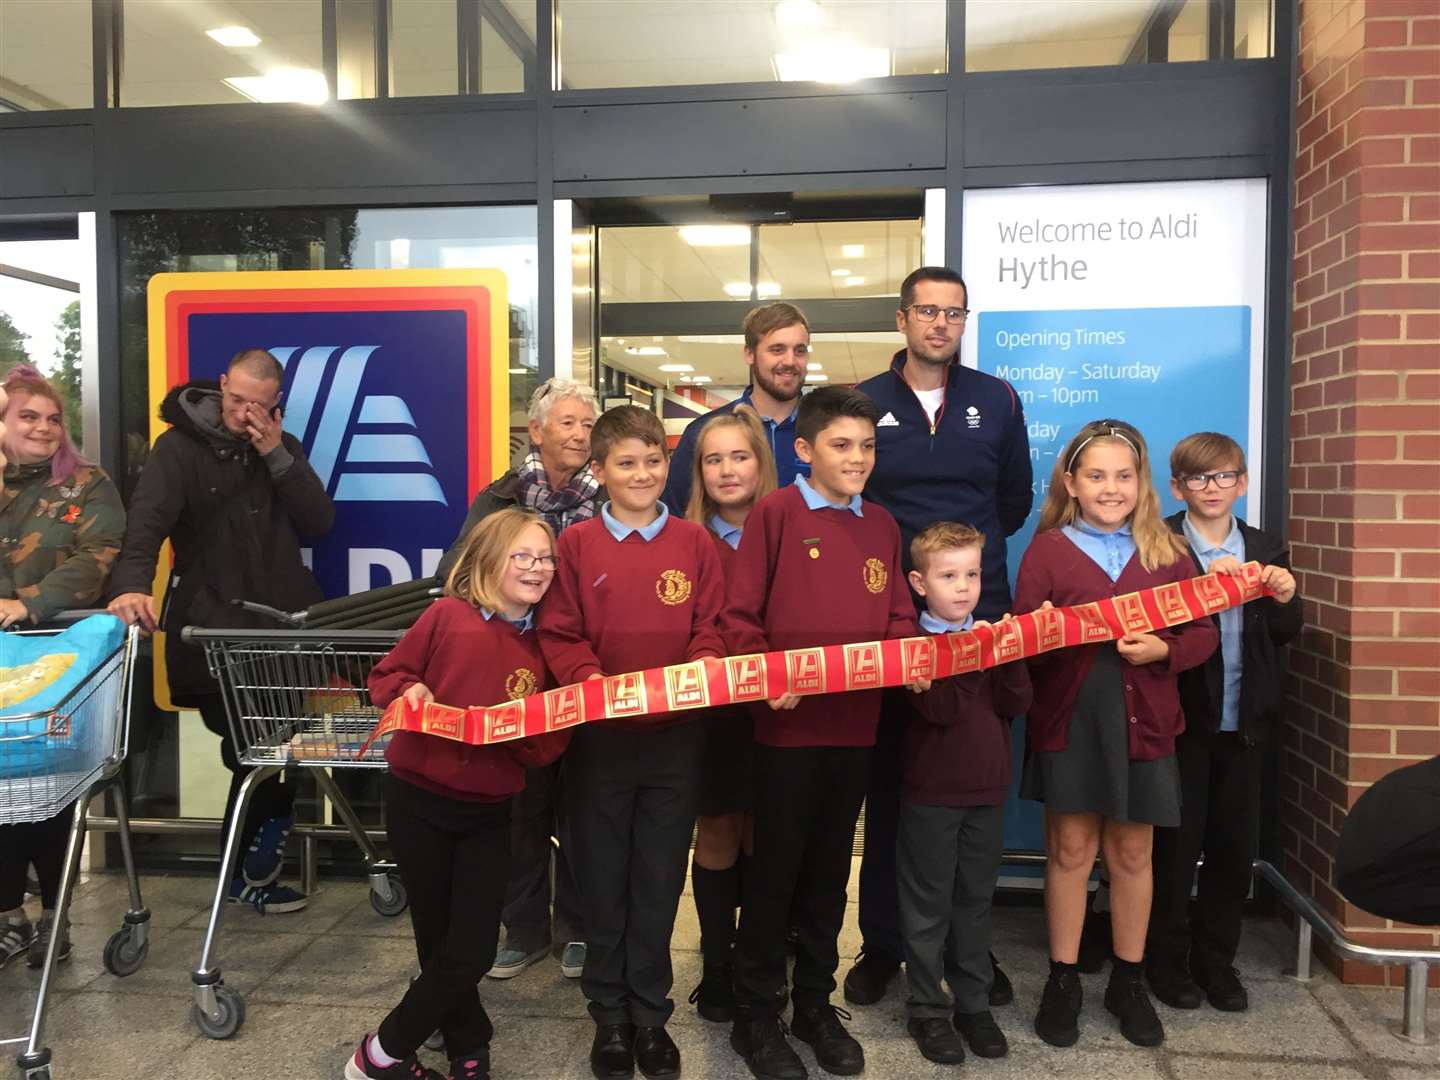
{"left": 2, "top": 865, "right": 1436, "bottom": 1079}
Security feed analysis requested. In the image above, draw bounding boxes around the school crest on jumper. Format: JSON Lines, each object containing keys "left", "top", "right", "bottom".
{"left": 655, "top": 569, "right": 692, "bottom": 606}
{"left": 505, "top": 667, "right": 538, "bottom": 700}
{"left": 862, "top": 558, "right": 888, "bottom": 594}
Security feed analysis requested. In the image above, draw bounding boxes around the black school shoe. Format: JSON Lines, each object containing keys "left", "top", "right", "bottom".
{"left": 1146, "top": 957, "right": 1203, "bottom": 1010}
{"left": 841, "top": 948, "right": 899, "bottom": 1005}
{"left": 1104, "top": 966, "right": 1165, "bottom": 1047}
{"left": 954, "top": 1009, "right": 1009, "bottom": 1058}
{"left": 1033, "top": 964, "right": 1083, "bottom": 1048}
{"left": 731, "top": 1015, "right": 808, "bottom": 1080}
{"left": 689, "top": 963, "right": 735, "bottom": 1022}
{"left": 906, "top": 1017, "right": 966, "bottom": 1064}
{"left": 1193, "top": 964, "right": 1249, "bottom": 1012}
{"left": 989, "top": 953, "right": 1014, "bottom": 1006}
{"left": 634, "top": 1026, "right": 680, "bottom": 1079}
{"left": 790, "top": 1003, "right": 864, "bottom": 1076}
{"left": 590, "top": 1022, "right": 636, "bottom": 1080}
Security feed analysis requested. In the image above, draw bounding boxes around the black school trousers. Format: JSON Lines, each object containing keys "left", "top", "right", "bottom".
{"left": 563, "top": 719, "right": 703, "bottom": 1027}
{"left": 377, "top": 775, "right": 509, "bottom": 1059}
{"left": 734, "top": 744, "right": 870, "bottom": 1017}
{"left": 1149, "top": 729, "right": 1261, "bottom": 973}
{"left": 502, "top": 759, "right": 586, "bottom": 954}
{"left": 856, "top": 691, "right": 908, "bottom": 963}
{"left": 0, "top": 803, "right": 74, "bottom": 910}
{"left": 195, "top": 695, "right": 295, "bottom": 865}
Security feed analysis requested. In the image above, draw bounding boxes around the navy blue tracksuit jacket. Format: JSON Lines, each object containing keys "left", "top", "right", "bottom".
{"left": 857, "top": 350, "right": 1033, "bottom": 619}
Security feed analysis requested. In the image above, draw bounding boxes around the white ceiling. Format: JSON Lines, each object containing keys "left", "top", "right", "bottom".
{"left": 602, "top": 330, "right": 901, "bottom": 393}
{"left": 598, "top": 219, "right": 922, "bottom": 303}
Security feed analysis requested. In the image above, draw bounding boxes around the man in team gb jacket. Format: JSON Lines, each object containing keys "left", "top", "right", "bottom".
{"left": 845, "top": 266, "right": 1034, "bottom": 1007}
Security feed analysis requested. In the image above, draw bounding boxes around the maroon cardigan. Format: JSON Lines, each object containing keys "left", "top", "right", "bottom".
{"left": 1012, "top": 529, "right": 1219, "bottom": 761}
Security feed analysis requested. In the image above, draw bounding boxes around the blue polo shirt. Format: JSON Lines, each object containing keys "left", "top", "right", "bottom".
{"left": 1183, "top": 513, "right": 1246, "bottom": 732}
{"left": 709, "top": 514, "right": 743, "bottom": 550}
{"left": 919, "top": 610, "right": 975, "bottom": 634}
{"left": 795, "top": 475, "right": 863, "bottom": 517}
{"left": 661, "top": 387, "right": 809, "bottom": 514}
{"left": 1062, "top": 520, "right": 1137, "bottom": 582}
{"left": 600, "top": 500, "right": 669, "bottom": 542}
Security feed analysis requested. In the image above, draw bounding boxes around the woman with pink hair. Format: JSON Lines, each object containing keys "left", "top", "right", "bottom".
{"left": 0, "top": 364, "right": 126, "bottom": 971}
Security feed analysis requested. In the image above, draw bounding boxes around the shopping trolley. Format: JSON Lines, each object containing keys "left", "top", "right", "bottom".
{"left": 181, "top": 625, "right": 408, "bottom": 1039}
{"left": 1, "top": 619, "right": 146, "bottom": 1080}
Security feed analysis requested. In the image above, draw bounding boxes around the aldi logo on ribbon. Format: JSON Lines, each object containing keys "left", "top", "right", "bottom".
{"left": 147, "top": 270, "right": 509, "bottom": 601}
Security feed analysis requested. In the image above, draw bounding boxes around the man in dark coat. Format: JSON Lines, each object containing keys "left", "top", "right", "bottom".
{"left": 109, "top": 348, "right": 334, "bottom": 913}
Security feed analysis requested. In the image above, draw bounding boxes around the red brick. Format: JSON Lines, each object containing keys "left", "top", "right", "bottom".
{"left": 1418, "top": 77, "right": 1440, "bottom": 105}
{"left": 1362, "top": 18, "right": 1408, "bottom": 48}
{"left": 1353, "top": 222, "right": 1440, "bottom": 251}
{"left": 1352, "top": 404, "right": 1440, "bottom": 430}
{"left": 1351, "top": 522, "right": 1440, "bottom": 549}
{"left": 1347, "top": 727, "right": 1393, "bottom": 754}
{"left": 1412, "top": 251, "right": 1440, "bottom": 277}
{"left": 1406, "top": 433, "right": 1440, "bottom": 459}
{"left": 1412, "top": 136, "right": 1440, "bottom": 163}
{"left": 1399, "top": 730, "right": 1440, "bottom": 756}
{"left": 1365, "top": 49, "right": 1440, "bottom": 77}
{"left": 1407, "top": 373, "right": 1440, "bottom": 398}
{"left": 1350, "top": 463, "right": 1440, "bottom": 490}
{"left": 1355, "top": 343, "right": 1440, "bottom": 369}
{"left": 1348, "top": 579, "right": 1440, "bottom": 607}
{"left": 1412, "top": 194, "right": 1440, "bottom": 220}
{"left": 1404, "top": 494, "right": 1440, "bottom": 518}
{"left": 1409, "top": 313, "right": 1440, "bottom": 339}
{"left": 1415, "top": 18, "right": 1440, "bottom": 46}
{"left": 1399, "top": 609, "right": 1440, "bottom": 635}
{"left": 1350, "top": 700, "right": 1440, "bottom": 730}
{"left": 1400, "top": 668, "right": 1440, "bottom": 695}
{"left": 1351, "top": 667, "right": 1397, "bottom": 695}
{"left": 1349, "top": 754, "right": 1427, "bottom": 783}
{"left": 1355, "top": 282, "right": 1440, "bottom": 309}
{"left": 1352, "top": 106, "right": 1440, "bottom": 138}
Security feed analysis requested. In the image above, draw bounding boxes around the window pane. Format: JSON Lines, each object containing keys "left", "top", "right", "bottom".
{"left": 966, "top": 0, "right": 1274, "bottom": 72}
{"left": 558, "top": 0, "right": 946, "bottom": 91}
{"left": 122, "top": 0, "right": 324, "bottom": 108}
{"left": 600, "top": 225, "right": 754, "bottom": 303}
{"left": 0, "top": 239, "right": 87, "bottom": 449}
{"left": 0, "top": 0, "right": 92, "bottom": 111}
{"left": 758, "top": 220, "right": 920, "bottom": 301}
{"left": 391, "top": 0, "right": 460, "bottom": 97}
{"left": 480, "top": 13, "right": 527, "bottom": 94}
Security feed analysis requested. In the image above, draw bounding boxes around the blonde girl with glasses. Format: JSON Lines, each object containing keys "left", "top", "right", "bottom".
{"left": 1012, "top": 420, "right": 1218, "bottom": 1053}
{"left": 347, "top": 509, "right": 571, "bottom": 1080}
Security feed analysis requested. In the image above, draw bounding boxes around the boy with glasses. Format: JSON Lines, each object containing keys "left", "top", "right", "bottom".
{"left": 1146, "top": 432, "right": 1301, "bottom": 1013}
{"left": 848, "top": 268, "right": 1033, "bottom": 1027}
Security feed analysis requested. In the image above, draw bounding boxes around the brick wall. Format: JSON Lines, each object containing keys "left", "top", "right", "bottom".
{"left": 1286, "top": 0, "right": 1440, "bottom": 985}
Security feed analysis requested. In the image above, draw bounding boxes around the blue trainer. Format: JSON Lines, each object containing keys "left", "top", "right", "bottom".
{"left": 227, "top": 878, "right": 309, "bottom": 914}
{"left": 243, "top": 814, "right": 293, "bottom": 887}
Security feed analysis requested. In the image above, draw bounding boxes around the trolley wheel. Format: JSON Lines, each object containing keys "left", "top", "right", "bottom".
{"left": 369, "top": 873, "right": 408, "bottom": 917}
{"left": 22, "top": 1066, "right": 52, "bottom": 1080}
{"left": 192, "top": 984, "right": 246, "bottom": 1040}
{"left": 103, "top": 926, "right": 148, "bottom": 976}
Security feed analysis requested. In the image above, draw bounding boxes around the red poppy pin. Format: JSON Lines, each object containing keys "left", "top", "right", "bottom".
{"left": 61, "top": 505, "right": 81, "bottom": 524}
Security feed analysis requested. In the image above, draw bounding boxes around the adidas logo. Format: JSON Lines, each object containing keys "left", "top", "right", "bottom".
{"left": 877, "top": 412, "right": 900, "bottom": 427}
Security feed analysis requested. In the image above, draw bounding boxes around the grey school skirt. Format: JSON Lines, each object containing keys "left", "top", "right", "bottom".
{"left": 1020, "top": 647, "right": 1182, "bottom": 827}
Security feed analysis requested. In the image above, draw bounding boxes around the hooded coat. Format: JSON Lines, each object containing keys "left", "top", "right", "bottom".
{"left": 108, "top": 381, "right": 335, "bottom": 703}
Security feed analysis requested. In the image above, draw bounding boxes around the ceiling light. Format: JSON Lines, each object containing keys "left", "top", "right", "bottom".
{"left": 757, "top": 281, "right": 782, "bottom": 297}
{"left": 842, "top": 276, "right": 867, "bottom": 287}
{"left": 775, "top": 45, "right": 889, "bottom": 84}
{"left": 508, "top": 367, "right": 527, "bottom": 374}
{"left": 625, "top": 346, "right": 667, "bottom": 356}
{"left": 224, "top": 68, "right": 329, "bottom": 105}
{"left": 808, "top": 373, "right": 829, "bottom": 382}
{"left": 686, "top": 375, "right": 713, "bottom": 384}
{"left": 658, "top": 363, "right": 694, "bottom": 373}
{"left": 723, "top": 282, "right": 751, "bottom": 298}
{"left": 841, "top": 244, "right": 865, "bottom": 258}
{"left": 831, "top": 268, "right": 850, "bottom": 276}
{"left": 679, "top": 225, "right": 751, "bottom": 247}
{"left": 807, "top": 363, "right": 823, "bottom": 371}
{"left": 207, "top": 26, "right": 261, "bottom": 47}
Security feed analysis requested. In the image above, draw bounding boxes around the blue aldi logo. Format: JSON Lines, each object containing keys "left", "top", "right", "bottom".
{"left": 149, "top": 270, "right": 510, "bottom": 601}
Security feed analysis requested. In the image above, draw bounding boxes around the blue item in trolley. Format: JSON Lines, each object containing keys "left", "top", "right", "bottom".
{"left": 0, "top": 614, "right": 126, "bottom": 780}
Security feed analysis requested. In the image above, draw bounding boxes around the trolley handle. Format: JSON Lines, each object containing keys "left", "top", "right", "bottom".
{"left": 232, "top": 599, "right": 308, "bottom": 627}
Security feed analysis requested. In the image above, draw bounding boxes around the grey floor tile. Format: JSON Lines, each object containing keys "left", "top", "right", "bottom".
{"left": 181, "top": 878, "right": 370, "bottom": 936}
{"left": 1310, "top": 977, "right": 1440, "bottom": 1067}
{"left": 1169, "top": 1058, "right": 1370, "bottom": 1079}
{"left": 1161, "top": 978, "right": 1354, "bottom": 1058}
{"left": 247, "top": 932, "right": 417, "bottom": 1008}
{"left": 487, "top": 1017, "right": 595, "bottom": 1078}
{"left": 13, "top": 987, "right": 201, "bottom": 1080}
{"left": 480, "top": 956, "right": 590, "bottom": 1020}
{"left": 168, "top": 1001, "right": 377, "bottom": 1078}
{"left": 63, "top": 870, "right": 215, "bottom": 929}
{"left": 87, "top": 924, "right": 314, "bottom": 1003}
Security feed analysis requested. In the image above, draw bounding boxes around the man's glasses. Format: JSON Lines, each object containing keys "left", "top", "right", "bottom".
{"left": 1179, "top": 470, "right": 1244, "bottom": 491}
{"left": 906, "top": 304, "right": 971, "bottom": 325}
{"left": 510, "top": 553, "right": 558, "bottom": 571}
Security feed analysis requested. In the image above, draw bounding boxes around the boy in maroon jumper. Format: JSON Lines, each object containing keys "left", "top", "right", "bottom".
{"left": 895, "top": 523, "right": 1031, "bottom": 1067}
{"left": 539, "top": 405, "right": 725, "bottom": 1080}
{"left": 721, "top": 386, "right": 919, "bottom": 1080}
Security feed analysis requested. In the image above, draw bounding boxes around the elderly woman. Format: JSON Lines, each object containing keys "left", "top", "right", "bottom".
{"left": 0, "top": 365, "right": 125, "bottom": 971}
{"left": 437, "top": 378, "right": 601, "bottom": 983}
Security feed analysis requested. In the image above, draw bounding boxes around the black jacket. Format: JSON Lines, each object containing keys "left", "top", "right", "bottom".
{"left": 109, "top": 381, "right": 335, "bottom": 702}
{"left": 1166, "top": 511, "right": 1304, "bottom": 743}
{"left": 434, "top": 469, "right": 522, "bottom": 581}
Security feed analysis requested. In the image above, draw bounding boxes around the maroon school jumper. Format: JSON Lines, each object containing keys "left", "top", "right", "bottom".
{"left": 901, "top": 660, "right": 1033, "bottom": 808}
{"left": 538, "top": 512, "right": 725, "bottom": 729}
{"left": 720, "top": 484, "right": 919, "bottom": 748}
{"left": 1012, "top": 529, "right": 1219, "bottom": 762}
{"left": 368, "top": 597, "right": 571, "bottom": 802}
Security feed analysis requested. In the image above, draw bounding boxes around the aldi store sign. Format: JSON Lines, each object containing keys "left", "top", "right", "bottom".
{"left": 147, "top": 269, "right": 509, "bottom": 598}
